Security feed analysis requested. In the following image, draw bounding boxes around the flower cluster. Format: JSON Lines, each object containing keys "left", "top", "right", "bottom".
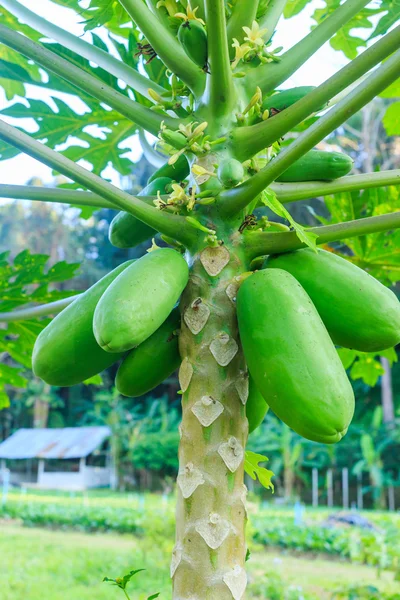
{"left": 232, "top": 21, "right": 283, "bottom": 71}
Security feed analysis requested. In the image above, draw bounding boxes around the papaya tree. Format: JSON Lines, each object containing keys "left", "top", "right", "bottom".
{"left": 0, "top": 0, "right": 400, "bottom": 598}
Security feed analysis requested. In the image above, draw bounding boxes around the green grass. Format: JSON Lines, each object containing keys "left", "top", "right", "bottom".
{"left": 0, "top": 524, "right": 398, "bottom": 600}
{"left": 2, "top": 490, "right": 399, "bottom": 571}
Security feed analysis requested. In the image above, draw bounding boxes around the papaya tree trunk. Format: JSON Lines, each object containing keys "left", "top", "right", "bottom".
{"left": 173, "top": 242, "right": 249, "bottom": 599}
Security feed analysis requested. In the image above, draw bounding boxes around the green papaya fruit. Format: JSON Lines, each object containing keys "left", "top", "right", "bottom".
{"left": 262, "top": 86, "right": 316, "bottom": 112}
{"left": 267, "top": 248, "right": 400, "bottom": 352}
{"left": 32, "top": 261, "right": 134, "bottom": 387}
{"left": 147, "top": 154, "right": 189, "bottom": 184}
{"left": 178, "top": 20, "right": 208, "bottom": 68}
{"left": 247, "top": 376, "right": 269, "bottom": 434}
{"left": 108, "top": 178, "right": 173, "bottom": 250}
{"left": 237, "top": 269, "right": 355, "bottom": 444}
{"left": 276, "top": 150, "right": 353, "bottom": 182}
{"left": 115, "top": 307, "right": 181, "bottom": 397}
{"left": 93, "top": 249, "right": 189, "bottom": 353}
{"left": 217, "top": 158, "right": 244, "bottom": 188}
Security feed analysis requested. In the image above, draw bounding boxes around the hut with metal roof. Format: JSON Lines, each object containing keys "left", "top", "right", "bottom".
{"left": 0, "top": 427, "right": 113, "bottom": 490}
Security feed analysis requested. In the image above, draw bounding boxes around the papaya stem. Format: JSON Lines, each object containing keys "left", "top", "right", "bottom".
{"left": 230, "top": 24, "right": 400, "bottom": 161}
{"left": 0, "top": 296, "right": 79, "bottom": 322}
{"left": 0, "top": 118, "right": 200, "bottom": 249}
{"left": 246, "top": 0, "right": 370, "bottom": 94}
{"left": 3, "top": 171, "right": 398, "bottom": 210}
{"left": 244, "top": 212, "right": 400, "bottom": 260}
{"left": 226, "top": 0, "right": 258, "bottom": 48}
{"left": 259, "top": 0, "right": 287, "bottom": 43}
{"left": 270, "top": 170, "right": 400, "bottom": 203}
{"left": 204, "top": 0, "right": 236, "bottom": 117}
{"left": 118, "top": 0, "right": 205, "bottom": 96}
{"left": 0, "top": 184, "right": 113, "bottom": 208}
{"left": 1, "top": 0, "right": 166, "bottom": 101}
{"left": 0, "top": 25, "right": 177, "bottom": 136}
{"left": 220, "top": 47, "right": 400, "bottom": 216}
{"left": 0, "top": 183, "right": 164, "bottom": 212}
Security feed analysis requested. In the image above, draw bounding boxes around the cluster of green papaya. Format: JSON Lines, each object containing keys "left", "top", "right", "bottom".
{"left": 32, "top": 249, "right": 189, "bottom": 396}
{"left": 237, "top": 249, "right": 400, "bottom": 444}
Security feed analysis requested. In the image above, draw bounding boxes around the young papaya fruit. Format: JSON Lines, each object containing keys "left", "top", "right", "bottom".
{"left": 237, "top": 269, "right": 355, "bottom": 444}
{"left": 147, "top": 154, "right": 189, "bottom": 184}
{"left": 178, "top": 20, "right": 208, "bottom": 69}
{"left": 217, "top": 159, "right": 244, "bottom": 188}
{"left": 262, "top": 86, "right": 316, "bottom": 112}
{"left": 115, "top": 307, "right": 180, "bottom": 397}
{"left": 93, "top": 248, "right": 189, "bottom": 353}
{"left": 276, "top": 150, "right": 353, "bottom": 182}
{"left": 267, "top": 248, "right": 400, "bottom": 352}
{"left": 32, "top": 261, "right": 134, "bottom": 387}
{"left": 108, "top": 177, "right": 173, "bottom": 249}
{"left": 247, "top": 375, "right": 269, "bottom": 434}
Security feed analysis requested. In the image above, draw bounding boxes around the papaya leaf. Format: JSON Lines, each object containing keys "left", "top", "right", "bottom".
{"left": 81, "top": 0, "right": 130, "bottom": 33}
{"left": 0, "top": 6, "right": 42, "bottom": 100}
{"left": 383, "top": 102, "right": 400, "bottom": 137}
{"left": 284, "top": 0, "right": 312, "bottom": 18}
{"left": 379, "top": 79, "right": 400, "bottom": 99}
{"left": 337, "top": 347, "right": 397, "bottom": 387}
{"left": 368, "top": 0, "right": 400, "bottom": 39}
{"left": 324, "top": 187, "right": 400, "bottom": 286}
{"left": 83, "top": 373, "right": 103, "bottom": 386}
{"left": 311, "top": 1, "right": 387, "bottom": 59}
{"left": 260, "top": 188, "right": 318, "bottom": 251}
{"left": 244, "top": 450, "right": 274, "bottom": 492}
{"left": 0, "top": 251, "right": 80, "bottom": 408}
{"left": 0, "top": 98, "right": 136, "bottom": 177}
{"left": 103, "top": 569, "right": 146, "bottom": 590}
{"left": 330, "top": 31, "right": 366, "bottom": 60}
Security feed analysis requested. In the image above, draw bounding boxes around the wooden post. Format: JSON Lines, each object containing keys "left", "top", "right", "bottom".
{"left": 79, "top": 456, "right": 86, "bottom": 489}
{"left": 327, "top": 468, "right": 333, "bottom": 507}
{"left": 1, "top": 464, "right": 9, "bottom": 507}
{"left": 357, "top": 472, "right": 363, "bottom": 510}
{"left": 388, "top": 485, "right": 395, "bottom": 511}
{"left": 342, "top": 468, "right": 349, "bottom": 509}
{"left": 312, "top": 468, "right": 318, "bottom": 508}
{"left": 37, "top": 458, "right": 45, "bottom": 486}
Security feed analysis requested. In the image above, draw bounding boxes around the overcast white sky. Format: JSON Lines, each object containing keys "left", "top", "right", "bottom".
{"left": 0, "top": 0, "right": 360, "bottom": 187}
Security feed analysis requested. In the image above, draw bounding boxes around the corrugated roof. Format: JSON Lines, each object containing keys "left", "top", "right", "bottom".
{"left": 0, "top": 427, "right": 111, "bottom": 459}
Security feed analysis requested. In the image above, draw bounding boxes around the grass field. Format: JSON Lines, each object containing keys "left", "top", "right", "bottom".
{"left": 1, "top": 523, "right": 399, "bottom": 600}
{"left": 1, "top": 490, "right": 400, "bottom": 599}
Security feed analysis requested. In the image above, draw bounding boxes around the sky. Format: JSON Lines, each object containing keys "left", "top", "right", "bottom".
{"left": 0, "top": 0, "right": 354, "bottom": 188}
